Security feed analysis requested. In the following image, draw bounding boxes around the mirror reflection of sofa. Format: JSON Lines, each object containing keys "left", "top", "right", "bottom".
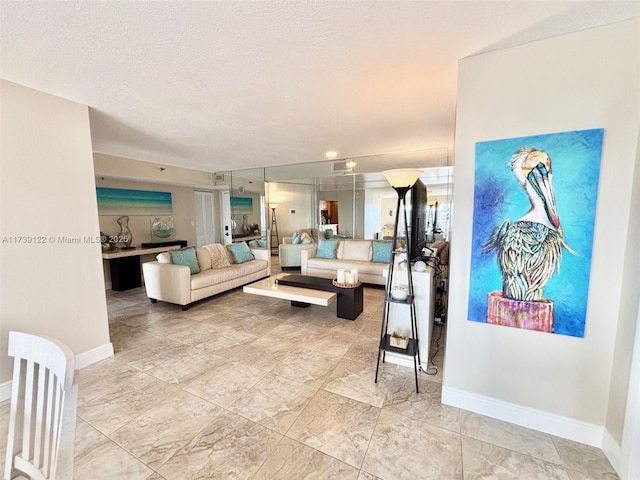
{"left": 278, "top": 229, "right": 315, "bottom": 268}
{"left": 301, "top": 239, "right": 394, "bottom": 285}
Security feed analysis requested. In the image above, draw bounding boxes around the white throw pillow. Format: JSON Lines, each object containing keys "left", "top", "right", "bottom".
{"left": 300, "top": 232, "right": 313, "bottom": 244}
{"left": 338, "top": 240, "right": 372, "bottom": 261}
{"left": 156, "top": 252, "right": 173, "bottom": 263}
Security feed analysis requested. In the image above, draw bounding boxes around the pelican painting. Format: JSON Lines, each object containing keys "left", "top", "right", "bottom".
{"left": 467, "top": 129, "right": 604, "bottom": 337}
{"left": 482, "top": 148, "right": 574, "bottom": 332}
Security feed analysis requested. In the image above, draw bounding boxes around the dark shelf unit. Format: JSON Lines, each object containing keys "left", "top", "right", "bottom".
{"left": 375, "top": 191, "right": 421, "bottom": 393}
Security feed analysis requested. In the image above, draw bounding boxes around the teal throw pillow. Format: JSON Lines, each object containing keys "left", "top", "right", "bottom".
{"left": 372, "top": 240, "right": 393, "bottom": 263}
{"left": 170, "top": 247, "right": 200, "bottom": 274}
{"left": 316, "top": 239, "right": 338, "bottom": 259}
{"left": 227, "top": 241, "right": 255, "bottom": 264}
{"left": 292, "top": 232, "right": 301, "bottom": 244}
{"left": 257, "top": 239, "right": 267, "bottom": 248}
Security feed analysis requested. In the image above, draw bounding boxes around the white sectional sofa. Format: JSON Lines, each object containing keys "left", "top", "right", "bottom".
{"left": 301, "top": 239, "right": 390, "bottom": 286}
{"left": 142, "top": 244, "right": 270, "bottom": 309}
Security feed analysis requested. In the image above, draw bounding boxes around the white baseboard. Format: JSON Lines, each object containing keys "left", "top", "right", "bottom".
{"left": 1, "top": 342, "right": 114, "bottom": 403}
{"left": 602, "top": 428, "right": 621, "bottom": 474}
{"left": 442, "top": 386, "right": 604, "bottom": 447}
{"left": 75, "top": 342, "right": 114, "bottom": 370}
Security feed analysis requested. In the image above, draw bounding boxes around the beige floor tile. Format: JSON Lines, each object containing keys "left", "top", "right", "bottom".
{"left": 74, "top": 418, "right": 154, "bottom": 480}
{"left": 183, "top": 360, "right": 266, "bottom": 408}
{"left": 552, "top": 436, "right": 619, "bottom": 478}
{"left": 110, "top": 389, "right": 222, "bottom": 470}
{"left": 462, "top": 435, "right": 571, "bottom": 479}
{"left": 230, "top": 336, "right": 295, "bottom": 372}
{"left": 229, "top": 373, "right": 317, "bottom": 434}
{"left": 358, "top": 472, "right": 383, "bottom": 480}
{"left": 254, "top": 436, "right": 360, "bottom": 480}
{"left": 269, "top": 349, "right": 342, "bottom": 388}
{"left": 565, "top": 470, "right": 620, "bottom": 480}
{"left": 361, "top": 410, "right": 462, "bottom": 480}
{"left": 460, "top": 411, "right": 562, "bottom": 464}
{"left": 157, "top": 410, "right": 281, "bottom": 480}
{"left": 0, "top": 401, "right": 9, "bottom": 472}
{"left": 286, "top": 390, "right": 380, "bottom": 468}
{"left": 143, "top": 343, "right": 227, "bottom": 385}
{"left": 322, "top": 358, "right": 392, "bottom": 408}
{"left": 195, "top": 325, "right": 262, "bottom": 356}
{"left": 382, "top": 376, "right": 460, "bottom": 432}
{"left": 343, "top": 335, "right": 380, "bottom": 365}
{"left": 78, "top": 372, "right": 179, "bottom": 435}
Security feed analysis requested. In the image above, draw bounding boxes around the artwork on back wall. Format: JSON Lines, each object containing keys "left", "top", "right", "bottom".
{"left": 468, "top": 129, "right": 604, "bottom": 337}
{"left": 230, "top": 196, "right": 253, "bottom": 214}
{"left": 96, "top": 187, "right": 172, "bottom": 215}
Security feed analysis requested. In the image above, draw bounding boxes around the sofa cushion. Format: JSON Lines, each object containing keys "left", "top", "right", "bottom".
{"left": 316, "top": 239, "right": 338, "bottom": 259}
{"left": 338, "top": 240, "right": 372, "bottom": 262}
{"left": 372, "top": 240, "right": 393, "bottom": 263}
{"left": 227, "top": 241, "right": 255, "bottom": 264}
{"left": 306, "top": 258, "right": 387, "bottom": 276}
{"left": 191, "top": 260, "right": 266, "bottom": 290}
{"left": 195, "top": 247, "right": 212, "bottom": 271}
{"left": 170, "top": 247, "right": 200, "bottom": 274}
{"left": 292, "top": 232, "right": 301, "bottom": 244}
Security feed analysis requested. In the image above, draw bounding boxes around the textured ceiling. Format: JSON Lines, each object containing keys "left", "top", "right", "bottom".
{"left": 2, "top": 1, "right": 639, "bottom": 173}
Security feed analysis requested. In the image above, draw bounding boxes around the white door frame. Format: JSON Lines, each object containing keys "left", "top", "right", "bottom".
{"left": 220, "top": 190, "right": 232, "bottom": 245}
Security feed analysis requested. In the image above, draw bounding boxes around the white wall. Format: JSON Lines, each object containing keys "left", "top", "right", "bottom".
{"left": 0, "top": 81, "right": 112, "bottom": 386}
{"left": 444, "top": 17, "right": 640, "bottom": 457}
{"left": 267, "top": 183, "right": 315, "bottom": 238}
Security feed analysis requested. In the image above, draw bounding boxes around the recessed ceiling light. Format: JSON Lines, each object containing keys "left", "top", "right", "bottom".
{"left": 325, "top": 151, "right": 338, "bottom": 159}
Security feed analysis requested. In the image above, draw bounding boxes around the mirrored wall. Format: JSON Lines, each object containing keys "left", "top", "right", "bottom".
{"left": 221, "top": 148, "right": 453, "bottom": 249}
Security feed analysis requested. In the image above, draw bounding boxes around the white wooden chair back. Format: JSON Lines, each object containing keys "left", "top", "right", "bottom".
{"left": 4, "top": 331, "right": 77, "bottom": 480}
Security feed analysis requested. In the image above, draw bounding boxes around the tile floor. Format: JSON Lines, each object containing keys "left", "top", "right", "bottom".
{"left": 1, "top": 268, "right": 619, "bottom": 479}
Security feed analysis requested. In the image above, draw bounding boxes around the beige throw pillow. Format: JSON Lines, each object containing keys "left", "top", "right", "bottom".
{"left": 204, "top": 244, "right": 232, "bottom": 269}
{"left": 195, "top": 247, "right": 212, "bottom": 271}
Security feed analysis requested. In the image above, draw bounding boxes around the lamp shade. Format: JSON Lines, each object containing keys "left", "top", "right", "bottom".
{"left": 382, "top": 169, "right": 423, "bottom": 189}
{"left": 269, "top": 203, "right": 278, "bottom": 209}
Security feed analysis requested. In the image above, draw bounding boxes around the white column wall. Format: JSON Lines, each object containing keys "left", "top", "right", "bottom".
{"left": 0, "top": 81, "right": 112, "bottom": 386}
{"left": 443, "top": 17, "right": 640, "bottom": 454}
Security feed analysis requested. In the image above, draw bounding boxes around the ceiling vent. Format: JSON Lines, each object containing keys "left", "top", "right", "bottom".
{"left": 331, "top": 160, "right": 354, "bottom": 174}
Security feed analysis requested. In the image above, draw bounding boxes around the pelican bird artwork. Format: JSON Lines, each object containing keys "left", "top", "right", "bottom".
{"left": 483, "top": 148, "right": 575, "bottom": 330}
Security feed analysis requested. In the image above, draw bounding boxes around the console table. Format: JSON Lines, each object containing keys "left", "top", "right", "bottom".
{"left": 102, "top": 242, "right": 186, "bottom": 291}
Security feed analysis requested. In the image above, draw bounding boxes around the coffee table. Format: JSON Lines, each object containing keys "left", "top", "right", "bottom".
{"left": 243, "top": 274, "right": 364, "bottom": 320}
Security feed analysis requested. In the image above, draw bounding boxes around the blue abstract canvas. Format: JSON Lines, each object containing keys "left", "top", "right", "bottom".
{"left": 468, "top": 129, "right": 604, "bottom": 337}
{"left": 96, "top": 188, "right": 172, "bottom": 214}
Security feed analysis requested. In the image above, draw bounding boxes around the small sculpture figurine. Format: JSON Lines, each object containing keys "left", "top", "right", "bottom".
{"left": 117, "top": 215, "right": 133, "bottom": 249}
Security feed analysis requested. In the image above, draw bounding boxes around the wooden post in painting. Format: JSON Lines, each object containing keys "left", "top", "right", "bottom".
{"left": 487, "top": 291, "right": 553, "bottom": 333}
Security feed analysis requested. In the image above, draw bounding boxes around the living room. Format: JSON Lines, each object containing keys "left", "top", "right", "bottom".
{"left": 1, "top": 3, "right": 639, "bottom": 479}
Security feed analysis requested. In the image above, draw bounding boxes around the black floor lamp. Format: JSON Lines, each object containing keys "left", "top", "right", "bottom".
{"left": 269, "top": 203, "right": 279, "bottom": 256}
{"left": 375, "top": 168, "right": 424, "bottom": 392}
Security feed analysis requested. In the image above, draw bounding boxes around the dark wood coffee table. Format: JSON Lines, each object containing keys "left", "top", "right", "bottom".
{"left": 276, "top": 274, "right": 363, "bottom": 320}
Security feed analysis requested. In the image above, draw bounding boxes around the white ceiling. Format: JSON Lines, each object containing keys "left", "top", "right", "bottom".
{"left": 2, "top": 1, "right": 639, "bottom": 173}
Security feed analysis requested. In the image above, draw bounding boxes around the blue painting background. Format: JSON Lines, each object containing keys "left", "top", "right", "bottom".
{"left": 468, "top": 129, "right": 604, "bottom": 337}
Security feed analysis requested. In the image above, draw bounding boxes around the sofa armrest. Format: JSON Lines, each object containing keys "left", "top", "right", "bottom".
{"left": 300, "top": 247, "right": 318, "bottom": 275}
{"left": 250, "top": 247, "right": 271, "bottom": 274}
{"left": 282, "top": 237, "right": 293, "bottom": 245}
{"left": 142, "top": 261, "right": 192, "bottom": 306}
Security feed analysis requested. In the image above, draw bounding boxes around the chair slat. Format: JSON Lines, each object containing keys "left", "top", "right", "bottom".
{"left": 21, "top": 360, "right": 35, "bottom": 464}
{"left": 34, "top": 364, "right": 47, "bottom": 468}
{"left": 42, "top": 373, "right": 56, "bottom": 477}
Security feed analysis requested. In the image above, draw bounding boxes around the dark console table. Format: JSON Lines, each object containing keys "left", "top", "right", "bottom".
{"left": 276, "top": 274, "right": 364, "bottom": 320}
{"left": 102, "top": 242, "right": 187, "bottom": 291}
